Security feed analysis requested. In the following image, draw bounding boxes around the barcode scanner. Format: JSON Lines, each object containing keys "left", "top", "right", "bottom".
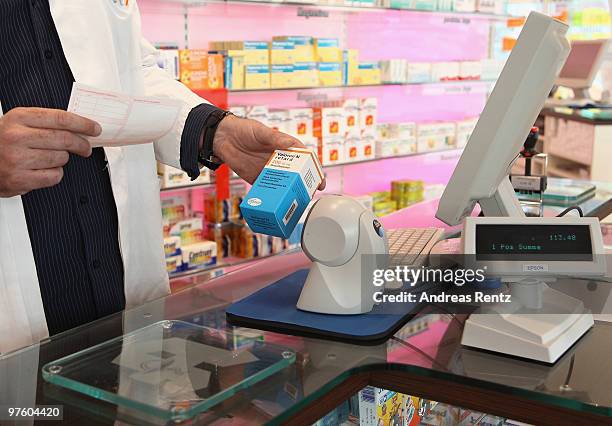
{"left": 297, "top": 195, "right": 388, "bottom": 315}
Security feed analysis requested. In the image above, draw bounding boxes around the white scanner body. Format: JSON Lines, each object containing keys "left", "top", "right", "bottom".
{"left": 298, "top": 195, "right": 388, "bottom": 315}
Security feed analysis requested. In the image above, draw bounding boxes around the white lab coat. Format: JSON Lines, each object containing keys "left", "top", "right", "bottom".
{"left": 0, "top": 0, "right": 208, "bottom": 354}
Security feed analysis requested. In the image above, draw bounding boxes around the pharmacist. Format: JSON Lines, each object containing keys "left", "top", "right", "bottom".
{"left": 0, "top": 1, "right": 308, "bottom": 354}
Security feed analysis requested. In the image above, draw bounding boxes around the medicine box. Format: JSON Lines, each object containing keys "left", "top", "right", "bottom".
{"left": 344, "top": 135, "right": 361, "bottom": 162}
{"left": 315, "top": 38, "right": 342, "bottom": 63}
{"left": 318, "top": 62, "right": 343, "bottom": 86}
{"left": 456, "top": 117, "right": 479, "bottom": 148}
{"left": 157, "top": 163, "right": 191, "bottom": 188}
{"left": 270, "top": 40, "right": 296, "bottom": 65}
{"left": 245, "top": 64, "right": 270, "bottom": 89}
{"left": 240, "top": 148, "right": 323, "bottom": 238}
{"left": 164, "top": 236, "right": 181, "bottom": 257}
{"left": 273, "top": 36, "right": 315, "bottom": 62}
{"left": 293, "top": 62, "right": 318, "bottom": 87}
{"left": 360, "top": 98, "right": 378, "bottom": 136}
{"left": 156, "top": 49, "right": 179, "bottom": 80}
{"left": 210, "top": 41, "right": 269, "bottom": 65}
{"left": 357, "top": 62, "right": 381, "bottom": 85}
{"left": 431, "top": 62, "right": 460, "bottom": 81}
{"left": 182, "top": 240, "right": 217, "bottom": 270}
{"left": 360, "top": 134, "right": 376, "bottom": 160}
{"left": 229, "top": 105, "right": 247, "bottom": 117}
{"left": 271, "top": 64, "right": 294, "bottom": 88}
{"left": 405, "top": 62, "right": 432, "bottom": 83}
{"left": 321, "top": 138, "right": 344, "bottom": 166}
{"left": 267, "top": 109, "right": 289, "bottom": 133}
{"left": 342, "top": 99, "right": 360, "bottom": 136}
{"left": 246, "top": 105, "right": 269, "bottom": 126}
{"left": 459, "top": 61, "right": 482, "bottom": 80}
{"left": 314, "top": 107, "right": 345, "bottom": 138}
{"left": 375, "top": 139, "right": 399, "bottom": 158}
{"left": 287, "top": 108, "right": 313, "bottom": 138}
{"left": 224, "top": 50, "right": 245, "bottom": 90}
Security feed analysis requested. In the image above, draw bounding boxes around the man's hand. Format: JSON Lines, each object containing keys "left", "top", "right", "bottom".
{"left": 0, "top": 107, "right": 101, "bottom": 198}
{"left": 213, "top": 115, "right": 325, "bottom": 189}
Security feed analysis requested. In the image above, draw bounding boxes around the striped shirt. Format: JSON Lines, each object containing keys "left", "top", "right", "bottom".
{"left": 0, "top": 0, "right": 219, "bottom": 335}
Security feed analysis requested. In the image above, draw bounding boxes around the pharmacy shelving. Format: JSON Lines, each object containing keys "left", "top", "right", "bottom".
{"left": 159, "top": 147, "right": 463, "bottom": 192}
{"left": 227, "top": 79, "right": 496, "bottom": 93}
{"left": 140, "top": 0, "right": 502, "bottom": 286}
{"left": 154, "top": 0, "right": 512, "bottom": 19}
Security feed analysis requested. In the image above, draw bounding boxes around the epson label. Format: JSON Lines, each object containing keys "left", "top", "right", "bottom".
{"left": 523, "top": 264, "right": 549, "bottom": 272}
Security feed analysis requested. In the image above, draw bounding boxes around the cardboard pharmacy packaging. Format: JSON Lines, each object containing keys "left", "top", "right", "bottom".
{"left": 240, "top": 148, "right": 324, "bottom": 238}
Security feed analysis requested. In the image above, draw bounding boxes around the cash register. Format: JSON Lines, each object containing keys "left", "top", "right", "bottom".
{"left": 299, "top": 12, "right": 607, "bottom": 363}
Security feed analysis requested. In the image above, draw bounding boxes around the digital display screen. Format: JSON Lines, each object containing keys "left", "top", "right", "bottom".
{"left": 475, "top": 225, "right": 592, "bottom": 261}
{"left": 559, "top": 42, "right": 604, "bottom": 80}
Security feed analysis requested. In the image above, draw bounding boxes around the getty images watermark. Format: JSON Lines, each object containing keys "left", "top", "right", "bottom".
{"left": 371, "top": 265, "right": 512, "bottom": 305}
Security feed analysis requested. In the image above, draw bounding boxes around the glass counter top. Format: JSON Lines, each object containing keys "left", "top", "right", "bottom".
{"left": 2, "top": 250, "right": 612, "bottom": 425}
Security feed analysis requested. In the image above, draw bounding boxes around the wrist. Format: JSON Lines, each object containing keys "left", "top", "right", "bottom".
{"left": 212, "top": 113, "right": 239, "bottom": 161}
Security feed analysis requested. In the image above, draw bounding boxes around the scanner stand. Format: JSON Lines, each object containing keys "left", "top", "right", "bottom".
{"left": 461, "top": 278, "right": 594, "bottom": 363}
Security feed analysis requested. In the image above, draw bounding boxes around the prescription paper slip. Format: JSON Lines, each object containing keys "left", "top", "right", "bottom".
{"left": 67, "top": 83, "right": 181, "bottom": 147}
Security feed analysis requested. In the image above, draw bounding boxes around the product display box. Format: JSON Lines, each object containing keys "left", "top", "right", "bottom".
{"left": 318, "top": 62, "right": 343, "bottom": 86}
{"left": 246, "top": 105, "right": 270, "bottom": 126}
{"left": 360, "top": 97, "right": 378, "bottom": 136}
{"left": 178, "top": 50, "right": 224, "bottom": 90}
{"left": 240, "top": 148, "right": 323, "bottom": 238}
{"left": 417, "top": 122, "right": 457, "bottom": 152}
{"left": 273, "top": 35, "right": 315, "bottom": 62}
{"left": 344, "top": 135, "right": 361, "bottom": 162}
{"left": 431, "top": 62, "right": 461, "bottom": 81}
{"left": 245, "top": 64, "right": 271, "bottom": 89}
{"left": 287, "top": 108, "right": 314, "bottom": 138}
{"left": 342, "top": 98, "right": 360, "bottom": 136}
{"left": 293, "top": 62, "right": 318, "bottom": 87}
{"left": 315, "top": 38, "right": 342, "bottom": 62}
{"left": 267, "top": 109, "right": 289, "bottom": 132}
{"left": 271, "top": 64, "right": 295, "bottom": 88}
{"left": 405, "top": 62, "right": 432, "bottom": 83}
{"left": 270, "top": 40, "right": 296, "bottom": 64}
{"left": 157, "top": 163, "right": 210, "bottom": 189}
{"left": 314, "top": 107, "right": 345, "bottom": 138}
{"left": 209, "top": 40, "right": 269, "bottom": 65}
{"left": 321, "top": 137, "right": 344, "bottom": 165}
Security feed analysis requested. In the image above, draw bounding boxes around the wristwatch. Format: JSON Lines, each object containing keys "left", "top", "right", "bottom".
{"left": 197, "top": 109, "right": 233, "bottom": 171}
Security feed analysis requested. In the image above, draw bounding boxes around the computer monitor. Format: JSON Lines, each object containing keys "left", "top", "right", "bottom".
{"left": 436, "top": 11, "right": 570, "bottom": 226}
{"left": 556, "top": 39, "right": 610, "bottom": 99}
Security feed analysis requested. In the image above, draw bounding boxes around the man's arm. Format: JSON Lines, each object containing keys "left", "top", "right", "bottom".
{"left": 137, "top": 15, "right": 324, "bottom": 187}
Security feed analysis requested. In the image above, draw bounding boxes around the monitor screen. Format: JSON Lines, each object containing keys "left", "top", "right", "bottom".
{"left": 559, "top": 41, "right": 607, "bottom": 80}
{"left": 475, "top": 224, "right": 593, "bottom": 261}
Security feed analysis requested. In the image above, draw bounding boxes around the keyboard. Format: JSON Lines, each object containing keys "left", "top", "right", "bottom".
{"left": 387, "top": 227, "right": 445, "bottom": 268}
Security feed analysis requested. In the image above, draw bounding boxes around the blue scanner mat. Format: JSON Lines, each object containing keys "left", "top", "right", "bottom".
{"left": 226, "top": 269, "right": 422, "bottom": 345}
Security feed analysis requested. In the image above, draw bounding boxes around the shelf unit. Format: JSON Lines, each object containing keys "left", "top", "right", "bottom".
{"left": 140, "top": 0, "right": 502, "bottom": 286}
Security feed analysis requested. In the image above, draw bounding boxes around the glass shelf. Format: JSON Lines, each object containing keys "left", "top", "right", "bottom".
{"left": 169, "top": 248, "right": 300, "bottom": 281}
{"left": 158, "top": 0, "right": 513, "bottom": 20}
{"left": 228, "top": 80, "right": 496, "bottom": 93}
{"left": 160, "top": 148, "right": 462, "bottom": 192}
{"left": 42, "top": 321, "right": 296, "bottom": 423}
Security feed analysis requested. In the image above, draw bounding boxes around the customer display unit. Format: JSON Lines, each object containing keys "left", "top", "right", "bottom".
{"left": 435, "top": 11, "right": 607, "bottom": 363}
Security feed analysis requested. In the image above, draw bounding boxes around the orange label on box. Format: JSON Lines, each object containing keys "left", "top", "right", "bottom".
{"left": 366, "top": 115, "right": 374, "bottom": 126}
{"left": 349, "top": 146, "right": 358, "bottom": 158}
{"left": 330, "top": 121, "right": 339, "bottom": 134}
{"left": 298, "top": 123, "right": 307, "bottom": 135}
{"left": 179, "top": 50, "right": 224, "bottom": 90}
